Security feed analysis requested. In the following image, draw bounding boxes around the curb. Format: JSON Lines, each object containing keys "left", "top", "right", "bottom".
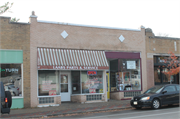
{"left": 27, "top": 106, "right": 133, "bottom": 118}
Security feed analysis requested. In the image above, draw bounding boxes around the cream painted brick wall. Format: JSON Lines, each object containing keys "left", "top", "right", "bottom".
{"left": 30, "top": 17, "right": 147, "bottom": 107}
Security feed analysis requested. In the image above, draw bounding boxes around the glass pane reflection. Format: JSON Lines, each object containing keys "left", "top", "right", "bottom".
{"left": 61, "top": 84, "right": 68, "bottom": 92}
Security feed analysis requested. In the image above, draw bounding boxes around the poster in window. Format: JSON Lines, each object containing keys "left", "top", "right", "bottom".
{"left": 123, "top": 72, "right": 130, "bottom": 83}
{"left": 89, "top": 88, "right": 96, "bottom": 93}
{"left": 127, "top": 61, "right": 136, "bottom": 69}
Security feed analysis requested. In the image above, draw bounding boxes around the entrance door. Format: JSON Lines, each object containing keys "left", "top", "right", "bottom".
{"left": 60, "top": 72, "right": 71, "bottom": 101}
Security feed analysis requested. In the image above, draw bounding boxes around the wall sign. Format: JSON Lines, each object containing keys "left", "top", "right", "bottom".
{"left": 37, "top": 65, "right": 109, "bottom": 70}
{"left": 87, "top": 71, "right": 97, "bottom": 75}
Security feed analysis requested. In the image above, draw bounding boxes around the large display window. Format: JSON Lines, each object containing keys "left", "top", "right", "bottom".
{"left": 38, "top": 70, "right": 60, "bottom": 96}
{"left": 1, "top": 64, "right": 22, "bottom": 97}
{"left": 81, "top": 71, "right": 103, "bottom": 94}
{"left": 110, "top": 59, "right": 141, "bottom": 91}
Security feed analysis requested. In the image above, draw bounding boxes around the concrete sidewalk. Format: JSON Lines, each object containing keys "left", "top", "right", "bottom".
{"left": 0, "top": 100, "right": 132, "bottom": 118}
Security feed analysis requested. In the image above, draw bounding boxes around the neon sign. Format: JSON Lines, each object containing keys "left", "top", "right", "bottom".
{"left": 87, "top": 71, "right": 97, "bottom": 75}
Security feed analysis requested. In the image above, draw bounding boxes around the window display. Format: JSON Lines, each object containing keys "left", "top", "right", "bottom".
{"left": 110, "top": 59, "right": 141, "bottom": 91}
{"left": 38, "top": 70, "right": 60, "bottom": 96}
{"left": 1, "top": 64, "right": 22, "bottom": 97}
{"left": 81, "top": 71, "right": 103, "bottom": 94}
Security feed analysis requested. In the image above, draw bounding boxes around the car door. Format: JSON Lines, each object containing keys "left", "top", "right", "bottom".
{"left": 161, "top": 85, "right": 176, "bottom": 105}
{"left": 175, "top": 85, "right": 179, "bottom": 103}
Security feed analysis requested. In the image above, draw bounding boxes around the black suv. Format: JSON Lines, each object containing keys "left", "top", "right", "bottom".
{"left": 1, "top": 81, "right": 12, "bottom": 114}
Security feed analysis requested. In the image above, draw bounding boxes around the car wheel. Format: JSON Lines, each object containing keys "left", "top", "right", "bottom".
{"left": 135, "top": 107, "right": 142, "bottom": 110}
{"left": 5, "top": 91, "right": 12, "bottom": 108}
{"left": 152, "top": 99, "right": 160, "bottom": 109}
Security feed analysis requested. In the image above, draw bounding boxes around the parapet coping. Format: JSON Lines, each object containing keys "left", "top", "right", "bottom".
{"left": 0, "top": 16, "right": 30, "bottom": 25}
{"left": 149, "top": 36, "right": 180, "bottom": 40}
{"left": 37, "top": 20, "right": 141, "bottom": 32}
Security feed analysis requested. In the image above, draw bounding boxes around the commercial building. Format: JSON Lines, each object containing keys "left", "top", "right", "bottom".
{"left": 29, "top": 12, "right": 147, "bottom": 107}
{"left": 145, "top": 28, "right": 180, "bottom": 89}
{"left": 4, "top": 12, "right": 179, "bottom": 108}
{"left": 0, "top": 16, "right": 30, "bottom": 108}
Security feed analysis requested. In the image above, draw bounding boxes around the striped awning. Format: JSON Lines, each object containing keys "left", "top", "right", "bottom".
{"left": 37, "top": 48, "right": 109, "bottom": 70}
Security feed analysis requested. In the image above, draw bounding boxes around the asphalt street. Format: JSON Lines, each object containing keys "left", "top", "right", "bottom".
{"left": 55, "top": 105, "right": 180, "bottom": 119}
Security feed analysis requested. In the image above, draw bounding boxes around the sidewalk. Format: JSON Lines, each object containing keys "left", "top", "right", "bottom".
{"left": 0, "top": 100, "right": 132, "bottom": 118}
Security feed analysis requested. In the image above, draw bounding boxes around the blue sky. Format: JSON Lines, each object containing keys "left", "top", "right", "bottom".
{"left": 1, "top": 0, "right": 180, "bottom": 37}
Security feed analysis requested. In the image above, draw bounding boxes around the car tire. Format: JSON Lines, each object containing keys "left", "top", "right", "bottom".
{"left": 135, "top": 107, "right": 142, "bottom": 110}
{"left": 151, "top": 99, "right": 160, "bottom": 109}
{"left": 5, "top": 91, "right": 12, "bottom": 108}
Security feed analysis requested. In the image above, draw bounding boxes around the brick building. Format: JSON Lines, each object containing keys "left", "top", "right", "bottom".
{"left": 2, "top": 13, "right": 179, "bottom": 108}
{"left": 145, "top": 28, "right": 180, "bottom": 89}
{"left": 0, "top": 16, "right": 30, "bottom": 108}
{"left": 29, "top": 12, "right": 147, "bottom": 107}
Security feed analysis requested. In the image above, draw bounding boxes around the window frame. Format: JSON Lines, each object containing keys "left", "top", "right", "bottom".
{"left": 0, "top": 63, "right": 23, "bottom": 98}
{"left": 163, "top": 86, "right": 176, "bottom": 93}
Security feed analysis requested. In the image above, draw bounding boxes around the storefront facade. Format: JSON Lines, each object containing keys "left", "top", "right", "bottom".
{"left": 145, "top": 28, "right": 180, "bottom": 89}
{"left": 30, "top": 12, "right": 147, "bottom": 107}
{"left": 0, "top": 16, "right": 30, "bottom": 108}
{"left": 106, "top": 52, "right": 142, "bottom": 99}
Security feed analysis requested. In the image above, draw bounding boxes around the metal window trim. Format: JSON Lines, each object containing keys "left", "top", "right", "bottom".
{"left": 38, "top": 95, "right": 60, "bottom": 98}
{"left": 71, "top": 93, "right": 105, "bottom": 96}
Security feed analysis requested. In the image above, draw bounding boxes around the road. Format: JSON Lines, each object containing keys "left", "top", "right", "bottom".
{"left": 53, "top": 105, "right": 180, "bottom": 119}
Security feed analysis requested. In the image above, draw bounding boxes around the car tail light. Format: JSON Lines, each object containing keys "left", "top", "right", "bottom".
{"left": 5, "top": 98, "right": 8, "bottom": 103}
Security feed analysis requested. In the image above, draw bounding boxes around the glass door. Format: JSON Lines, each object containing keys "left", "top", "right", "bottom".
{"left": 60, "top": 72, "right": 71, "bottom": 101}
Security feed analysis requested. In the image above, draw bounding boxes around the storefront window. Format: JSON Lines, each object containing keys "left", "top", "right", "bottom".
{"left": 1, "top": 64, "right": 22, "bottom": 97}
{"left": 81, "top": 71, "right": 103, "bottom": 94}
{"left": 162, "top": 68, "right": 169, "bottom": 83}
{"left": 110, "top": 59, "right": 141, "bottom": 91}
{"left": 154, "top": 67, "right": 161, "bottom": 83}
{"left": 38, "top": 70, "right": 60, "bottom": 96}
{"left": 71, "top": 71, "right": 80, "bottom": 94}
